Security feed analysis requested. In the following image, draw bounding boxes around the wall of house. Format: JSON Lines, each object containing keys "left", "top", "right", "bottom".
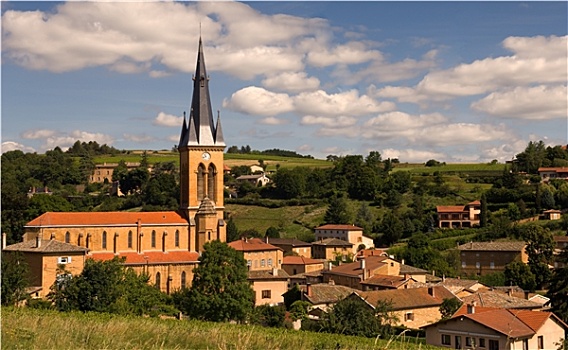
{"left": 292, "top": 246, "right": 311, "bottom": 258}
{"left": 425, "top": 317, "right": 505, "bottom": 349}
{"left": 322, "top": 273, "right": 360, "bottom": 289}
{"left": 243, "top": 250, "right": 283, "bottom": 271}
{"left": 252, "top": 280, "right": 287, "bottom": 306}
{"left": 523, "top": 317, "right": 567, "bottom": 350}
{"left": 41, "top": 253, "right": 87, "bottom": 298}
{"left": 394, "top": 306, "right": 442, "bottom": 329}
{"left": 460, "top": 250, "right": 525, "bottom": 276}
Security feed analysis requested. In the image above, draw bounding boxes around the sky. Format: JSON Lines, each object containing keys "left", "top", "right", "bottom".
{"left": 1, "top": 1, "right": 567, "bottom": 163}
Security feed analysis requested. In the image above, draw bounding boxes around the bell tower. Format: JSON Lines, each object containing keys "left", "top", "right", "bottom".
{"left": 178, "top": 37, "right": 226, "bottom": 249}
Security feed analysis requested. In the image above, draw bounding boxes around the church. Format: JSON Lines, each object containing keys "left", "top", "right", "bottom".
{"left": 4, "top": 38, "right": 226, "bottom": 296}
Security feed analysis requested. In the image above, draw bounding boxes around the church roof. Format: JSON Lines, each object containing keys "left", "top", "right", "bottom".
{"left": 179, "top": 37, "right": 225, "bottom": 147}
{"left": 4, "top": 239, "right": 89, "bottom": 253}
{"left": 26, "top": 212, "right": 188, "bottom": 227}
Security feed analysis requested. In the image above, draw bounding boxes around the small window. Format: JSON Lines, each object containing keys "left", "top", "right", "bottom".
{"left": 128, "top": 231, "right": 133, "bottom": 249}
{"left": 65, "top": 232, "right": 70, "bottom": 244}
{"left": 57, "top": 257, "right": 71, "bottom": 264}
{"left": 479, "top": 338, "right": 485, "bottom": 348}
{"left": 181, "top": 271, "right": 186, "bottom": 289}
{"left": 461, "top": 261, "right": 466, "bottom": 268}
{"left": 261, "top": 259, "right": 265, "bottom": 267}
{"left": 475, "top": 262, "right": 480, "bottom": 269}
{"left": 175, "top": 230, "right": 180, "bottom": 247}
{"left": 522, "top": 339, "right": 529, "bottom": 350}
{"left": 404, "top": 312, "right": 414, "bottom": 321}
{"left": 441, "top": 334, "right": 451, "bottom": 345}
{"left": 489, "top": 339, "right": 499, "bottom": 350}
{"left": 465, "top": 337, "right": 472, "bottom": 347}
{"left": 268, "top": 258, "right": 272, "bottom": 267}
{"left": 490, "top": 262, "right": 495, "bottom": 269}
{"left": 261, "top": 290, "right": 271, "bottom": 299}
{"left": 102, "top": 231, "right": 107, "bottom": 250}
{"left": 151, "top": 230, "right": 156, "bottom": 248}
{"left": 155, "top": 272, "right": 161, "bottom": 289}
{"left": 538, "top": 336, "right": 544, "bottom": 350}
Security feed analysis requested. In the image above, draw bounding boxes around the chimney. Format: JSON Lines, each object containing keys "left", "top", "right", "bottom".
{"left": 469, "top": 241, "right": 473, "bottom": 249}
{"left": 428, "top": 286, "right": 435, "bottom": 297}
{"left": 401, "top": 258, "right": 405, "bottom": 265}
{"left": 328, "top": 279, "right": 335, "bottom": 285}
{"left": 306, "top": 283, "right": 313, "bottom": 297}
{"left": 265, "top": 236, "right": 269, "bottom": 244}
{"left": 467, "top": 301, "right": 476, "bottom": 314}
{"left": 326, "top": 261, "right": 333, "bottom": 271}
{"left": 35, "top": 236, "right": 42, "bottom": 248}
{"left": 2, "top": 233, "right": 6, "bottom": 249}
{"left": 507, "top": 288, "right": 513, "bottom": 297}
{"left": 361, "top": 259, "right": 367, "bottom": 280}
{"left": 273, "top": 267, "right": 278, "bottom": 276}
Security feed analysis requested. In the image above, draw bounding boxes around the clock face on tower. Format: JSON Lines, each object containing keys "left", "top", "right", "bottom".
{"left": 201, "top": 152, "right": 211, "bottom": 160}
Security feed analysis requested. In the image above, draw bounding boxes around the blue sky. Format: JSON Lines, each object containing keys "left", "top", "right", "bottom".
{"left": 2, "top": 1, "right": 566, "bottom": 162}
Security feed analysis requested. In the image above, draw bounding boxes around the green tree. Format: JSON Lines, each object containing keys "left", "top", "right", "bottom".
{"left": 324, "top": 193, "right": 352, "bottom": 224}
{"left": 173, "top": 241, "right": 254, "bottom": 323}
{"left": 515, "top": 140, "right": 547, "bottom": 174}
{"left": 504, "top": 261, "right": 536, "bottom": 291}
{"left": 226, "top": 218, "right": 239, "bottom": 242}
{"left": 377, "top": 211, "right": 403, "bottom": 247}
{"left": 354, "top": 203, "right": 375, "bottom": 235}
{"left": 112, "top": 160, "right": 129, "bottom": 183}
{"left": 522, "top": 225, "right": 555, "bottom": 289}
{"left": 1, "top": 252, "right": 30, "bottom": 306}
{"left": 252, "top": 304, "right": 286, "bottom": 328}
{"left": 440, "top": 298, "right": 462, "bottom": 320}
{"left": 265, "top": 226, "right": 280, "bottom": 239}
{"left": 546, "top": 247, "right": 568, "bottom": 323}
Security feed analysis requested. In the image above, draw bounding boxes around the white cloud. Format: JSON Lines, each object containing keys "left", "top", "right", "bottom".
{"left": 297, "top": 144, "right": 313, "bottom": 152}
{"left": 471, "top": 85, "right": 567, "bottom": 120}
{"left": 300, "top": 115, "right": 357, "bottom": 128}
{"left": 294, "top": 89, "right": 395, "bottom": 117}
{"left": 21, "top": 129, "right": 57, "bottom": 139}
{"left": 1, "top": 141, "right": 35, "bottom": 153}
{"left": 262, "top": 72, "right": 320, "bottom": 93}
{"left": 364, "top": 112, "right": 447, "bottom": 132}
{"left": 43, "top": 130, "right": 115, "bottom": 151}
{"left": 307, "top": 41, "right": 382, "bottom": 67}
{"left": 223, "top": 86, "right": 294, "bottom": 117}
{"left": 381, "top": 148, "right": 446, "bottom": 163}
{"left": 259, "top": 117, "right": 288, "bottom": 125}
{"left": 154, "top": 112, "right": 183, "bottom": 127}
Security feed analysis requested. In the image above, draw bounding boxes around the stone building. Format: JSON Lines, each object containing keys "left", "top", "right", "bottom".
{"left": 6, "top": 37, "right": 226, "bottom": 295}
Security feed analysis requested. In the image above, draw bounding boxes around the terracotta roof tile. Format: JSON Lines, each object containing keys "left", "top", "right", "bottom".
{"left": 358, "top": 286, "right": 455, "bottom": 310}
{"left": 4, "top": 239, "right": 89, "bottom": 253}
{"left": 324, "top": 256, "right": 389, "bottom": 277}
{"left": 302, "top": 284, "right": 356, "bottom": 304}
{"left": 227, "top": 238, "right": 281, "bottom": 252}
{"left": 436, "top": 205, "right": 466, "bottom": 213}
{"left": 267, "top": 238, "right": 311, "bottom": 247}
{"left": 312, "top": 238, "right": 353, "bottom": 247}
{"left": 460, "top": 291, "right": 542, "bottom": 309}
{"left": 248, "top": 269, "right": 289, "bottom": 280}
{"left": 360, "top": 274, "right": 409, "bottom": 288}
{"left": 26, "top": 211, "right": 187, "bottom": 227}
{"left": 315, "top": 224, "right": 363, "bottom": 231}
{"left": 90, "top": 251, "right": 200, "bottom": 264}
{"left": 462, "top": 309, "right": 535, "bottom": 338}
{"left": 282, "top": 256, "right": 325, "bottom": 265}
{"left": 457, "top": 241, "right": 526, "bottom": 252}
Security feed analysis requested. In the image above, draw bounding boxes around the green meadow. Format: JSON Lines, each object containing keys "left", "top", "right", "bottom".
{"left": 1, "top": 307, "right": 442, "bottom": 350}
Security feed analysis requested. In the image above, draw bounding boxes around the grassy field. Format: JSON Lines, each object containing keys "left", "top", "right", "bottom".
{"left": 1, "top": 307, "right": 442, "bottom": 350}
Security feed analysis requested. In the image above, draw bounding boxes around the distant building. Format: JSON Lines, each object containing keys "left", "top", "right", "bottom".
{"left": 457, "top": 241, "right": 527, "bottom": 276}
{"left": 311, "top": 238, "right": 354, "bottom": 261}
{"left": 236, "top": 174, "right": 270, "bottom": 187}
{"left": 538, "top": 167, "right": 568, "bottom": 183}
{"left": 228, "top": 237, "right": 283, "bottom": 271}
{"left": 267, "top": 238, "right": 312, "bottom": 258}
{"left": 89, "top": 162, "right": 139, "bottom": 183}
{"left": 436, "top": 200, "right": 481, "bottom": 228}
{"left": 281, "top": 256, "right": 325, "bottom": 276}
{"left": 314, "top": 224, "right": 374, "bottom": 249}
{"left": 542, "top": 209, "right": 562, "bottom": 221}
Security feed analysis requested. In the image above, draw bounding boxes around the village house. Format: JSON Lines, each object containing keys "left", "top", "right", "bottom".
{"left": 538, "top": 167, "right": 568, "bottom": 183}
{"left": 553, "top": 235, "right": 568, "bottom": 268}
{"left": 422, "top": 304, "right": 568, "bottom": 350}
{"left": 460, "top": 290, "right": 545, "bottom": 311}
{"left": 247, "top": 268, "right": 289, "bottom": 306}
{"left": 457, "top": 241, "right": 528, "bottom": 276}
{"left": 296, "top": 283, "right": 356, "bottom": 314}
{"left": 314, "top": 224, "right": 374, "bottom": 250}
{"left": 321, "top": 256, "right": 401, "bottom": 290}
{"left": 543, "top": 209, "right": 562, "bottom": 221}
{"left": 311, "top": 238, "right": 354, "bottom": 261}
{"left": 436, "top": 200, "right": 481, "bottom": 228}
{"left": 235, "top": 173, "right": 270, "bottom": 187}
{"left": 228, "top": 237, "right": 284, "bottom": 271}
{"left": 281, "top": 256, "right": 325, "bottom": 277}
{"left": 351, "top": 285, "right": 456, "bottom": 329}
{"left": 6, "top": 38, "right": 227, "bottom": 296}
{"left": 89, "top": 162, "right": 139, "bottom": 183}
{"left": 267, "top": 238, "right": 312, "bottom": 258}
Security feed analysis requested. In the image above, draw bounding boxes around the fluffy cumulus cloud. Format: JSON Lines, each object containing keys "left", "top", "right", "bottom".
{"left": 1, "top": 141, "right": 35, "bottom": 153}
{"left": 294, "top": 90, "right": 395, "bottom": 117}
{"left": 471, "top": 85, "right": 567, "bottom": 120}
{"left": 153, "top": 112, "right": 184, "bottom": 127}
{"left": 301, "top": 115, "right": 357, "bottom": 128}
{"left": 41, "top": 130, "right": 115, "bottom": 151}
{"left": 223, "top": 86, "right": 294, "bottom": 117}
{"left": 262, "top": 72, "right": 320, "bottom": 93}
{"left": 21, "top": 129, "right": 57, "bottom": 139}
{"left": 260, "top": 117, "right": 288, "bottom": 125}
{"left": 381, "top": 148, "right": 447, "bottom": 163}
{"left": 306, "top": 41, "right": 383, "bottom": 67}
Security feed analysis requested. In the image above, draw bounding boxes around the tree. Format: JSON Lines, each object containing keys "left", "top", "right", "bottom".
{"left": 173, "top": 241, "right": 254, "bottom": 323}
{"left": 522, "top": 225, "right": 555, "bottom": 289}
{"left": 324, "top": 193, "right": 352, "bottom": 224}
{"left": 504, "top": 261, "right": 536, "bottom": 291}
{"left": 377, "top": 211, "right": 403, "bottom": 247}
{"left": 226, "top": 218, "right": 239, "bottom": 242}
{"left": 440, "top": 298, "right": 462, "bottom": 320}
{"left": 252, "top": 304, "right": 286, "bottom": 328}
{"left": 1, "top": 252, "right": 30, "bottom": 306}
{"left": 354, "top": 203, "right": 375, "bottom": 235}
{"left": 265, "top": 226, "right": 280, "bottom": 239}
{"left": 546, "top": 247, "right": 568, "bottom": 323}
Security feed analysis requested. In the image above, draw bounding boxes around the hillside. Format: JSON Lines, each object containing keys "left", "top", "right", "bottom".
{"left": 1, "top": 307, "right": 442, "bottom": 350}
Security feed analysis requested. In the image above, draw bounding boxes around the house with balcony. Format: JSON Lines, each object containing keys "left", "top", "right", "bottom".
{"left": 436, "top": 200, "right": 481, "bottom": 228}
{"left": 538, "top": 167, "right": 568, "bottom": 183}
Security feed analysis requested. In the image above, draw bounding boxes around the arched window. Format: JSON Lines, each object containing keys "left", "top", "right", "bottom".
{"left": 181, "top": 271, "right": 186, "bottom": 289}
{"left": 65, "top": 232, "right": 70, "bottom": 244}
{"left": 208, "top": 164, "right": 216, "bottom": 201}
{"left": 155, "top": 272, "right": 161, "bottom": 289}
{"left": 102, "top": 231, "right": 107, "bottom": 250}
{"left": 78, "top": 234, "right": 83, "bottom": 247}
{"left": 86, "top": 234, "right": 90, "bottom": 249}
{"left": 151, "top": 230, "right": 156, "bottom": 248}
{"left": 175, "top": 230, "right": 180, "bottom": 247}
{"left": 197, "top": 164, "right": 206, "bottom": 200}
{"left": 128, "top": 231, "right": 133, "bottom": 249}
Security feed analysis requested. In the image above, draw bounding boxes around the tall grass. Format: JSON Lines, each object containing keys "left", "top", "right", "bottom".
{"left": 1, "top": 307, "right": 442, "bottom": 349}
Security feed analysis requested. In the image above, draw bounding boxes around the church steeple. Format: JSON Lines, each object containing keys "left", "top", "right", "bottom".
{"left": 178, "top": 37, "right": 224, "bottom": 147}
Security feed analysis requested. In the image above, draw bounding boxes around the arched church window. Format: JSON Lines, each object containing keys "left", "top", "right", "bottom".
{"left": 102, "top": 231, "right": 107, "bottom": 250}
{"left": 155, "top": 272, "right": 161, "bottom": 289}
{"left": 197, "top": 164, "right": 206, "bottom": 200}
{"left": 151, "top": 230, "right": 156, "bottom": 248}
{"left": 128, "top": 231, "right": 133, "bottom": 249}
{"left": 181, "top": 271, "right": 186, "bottom": 289}
{"left": 208, "top": 164, "right": 216, "bottom": 201}
{"left": 65, "top": 232, "right": 70, "bottom": 244}
{"left": 175, "top": 230, "right": 180, "bottom": 247}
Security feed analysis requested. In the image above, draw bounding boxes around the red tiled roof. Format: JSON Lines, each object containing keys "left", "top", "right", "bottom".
{"left": 436, "top": 205, "right": 466, "bottom": 213}
{"left": 538, "top": 167, "right": 568, "bottom": 173}
{"left": 324, "top": 256, "right": 389, "bottom": 278}
{"left": 457, "top": 241, "right": 526, "bottom": 252}
{"left": 315, "top": 224, "right": 363, "bottom": 231}
{"left": 4, "top": 239, "right": 89, "bottom": 253}
{"left": 358, "top": 286, "right": 455, "bottom": 310}
{"left": 462, "top": 309, "right": 535, "bottom": 338}
{"left": 26, "top": 212, "right": 188, "bottom": 227}
{"left": 90, "top": 251, "right": 200, "bottom": 264}
{"left": 312, "top": 238, "right": 353, "bottom": 247}
{"left": 460, "top": 291, "right": 542, "bottom": 309}
{"left": 356, "top": 248, "right": 389, "bottom": 258}
{"left": 360, "top": 274, "right": 409, "bottom": 288}
{"left": 468, "top": 200, "right": 481, "bottom": 205}
{"left": 282, "top": 256, "right": 325, "bottom": 265}
{"left": 227, "top": 238, "right": 281, "bottom": 252}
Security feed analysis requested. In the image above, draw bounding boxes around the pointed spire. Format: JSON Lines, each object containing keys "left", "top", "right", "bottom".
{"left": 190, "top": 36, "right": 215, "bottom": 145}
{"left": 178, "top": 112, "right": 188, "bottom": 148}
{"left": 214, "top": 110, "right": 225, "bottom": 146}
{"left": 186, "top": 110, "right": 198, "bottom": 146}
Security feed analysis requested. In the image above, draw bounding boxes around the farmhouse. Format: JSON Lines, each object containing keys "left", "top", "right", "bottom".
{"left": 436, "top": 200, "right": 481, "bottom": 228}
